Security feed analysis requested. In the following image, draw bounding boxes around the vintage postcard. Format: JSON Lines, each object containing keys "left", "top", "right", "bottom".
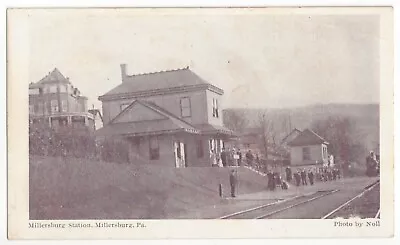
{"left": 7, "top": 7, "right": 394, "bottom": 239}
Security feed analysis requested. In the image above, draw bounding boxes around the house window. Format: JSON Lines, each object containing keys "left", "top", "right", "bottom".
{"left": 37, "top": 103, "right": 43, "bottom": 115}
{"left": 180, "top": 97, "right": 191, "bottom": 117}
{"left": 29, "top": 88, "right": 39, "bottom": 95}
{"left": 34, "top": 104, "right": 39, "bottom": 114}
{"left": 49, "top": 85, "right": 58, "bottom": 93}
{"left": 212, "top": 98, "right": 219, "bottom": 118}
{"left": 302, "top": 147, "right": 311, "bottom": 161}
{"left": 43, "top": 102, "right": 48, "bottom": 115}
{"left": 196, "top": 139, "right": 204, "bottom": 158}
{"left": 120, "top": 103, "right": 130, "bottom": 112}
{"left": 61, "top": 100, "right": 68, "bottom": 112}
{"left": 51, "top": 100, "right": 59, "bottom": 113}
{"left": 29, "top": 105, "right": 34, "bottom": 114}
{"left": 149, "top": 136, "right": 160, "bottom": 160}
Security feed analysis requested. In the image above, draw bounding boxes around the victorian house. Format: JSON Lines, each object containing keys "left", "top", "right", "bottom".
{"left": 96, "top": 64, "right": 235, "bottom": 167}
{"left": 29, "top": 68, "right": 95, "bottom": 132}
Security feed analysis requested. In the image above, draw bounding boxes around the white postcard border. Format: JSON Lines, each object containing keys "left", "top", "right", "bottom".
{"left": 6, "top": 6, "right": 394, "bottom": 239}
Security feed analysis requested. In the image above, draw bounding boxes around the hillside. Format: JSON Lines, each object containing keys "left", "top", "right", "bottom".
{"left": 223, "top": 103, "right": 379, "bottom": 151}
{"left": 29, "top": 156, "right": 268, "bottom": 220}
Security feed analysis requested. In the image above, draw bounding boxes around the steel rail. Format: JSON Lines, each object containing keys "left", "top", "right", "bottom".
{"left": 255, "top": 189, "right": 339, "bottom": 219}
{"left": 321, "top": 180, "right": 380, "bottom": 219}
{"left": 218, "top": 194, "right": 302, "bottom": 219}
{"left": 219, "top": 190, "right": 338, "bottom": 219}
{"left": 374, "top": 209, "right": 380, "bottom": 219}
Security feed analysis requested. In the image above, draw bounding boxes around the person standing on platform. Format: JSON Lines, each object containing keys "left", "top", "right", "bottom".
{"left": 301, "top": 169, "right": 308, "bottom": 185}
{"left": 294, "top": 170, "right": 301, "bottom": 186}
{"left": 210, "top": 149, "right": 218, "bottom": 167}
{"left": 255, "top": 154, "right": 260, "bottom": 170}
{"left": 308, "top": 170, "right": 314, "bottom": 185}
{"left": 245, "top": 150, "right": 254, "bottom": 166}
{"left": 238, "top": 149, "right": 242, "bottom": 166}
{"left": 285, "top": 166, "right": 292, "bottom": 183}
{"left": 327, "top": 169, "right": 333, "bottom": 181}
{"left": 267, "top": 170, "right": 275, "bottom": 191}
{"left": 220, "top": 148, "right": 227, "bottom": 167}
{"left": 229, "top": 169, "right": 237, "bottom": 197}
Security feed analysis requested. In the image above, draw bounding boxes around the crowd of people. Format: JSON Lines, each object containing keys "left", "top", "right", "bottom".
{"left": 222, "top": 147, "right": 346, "bottom": 197}
{"left": 210, "top": 147, "right": 262, "bottom": 167}
{"left": 366, "top": 151, "right": 380, "bottom": 177}
{"left": 228, "top": 165, "right": 343, "bottom": 197}
{"left": 269, "top": 166, "right": 342, "bottom": 191}
{"left": 228, "top": 149, "right": 379, "bottom": 198}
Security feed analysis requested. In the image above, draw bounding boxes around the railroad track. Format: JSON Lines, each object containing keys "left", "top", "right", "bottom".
{"left": 218, "top": 180, "right": 380, "bottom": 219}
{"left": 375, "top": 209, "right": 380, "bottom": 218}
{"left": 219, "top": 189, "right": 339, "bottom": 219}
{"left": 321, "top": 180, "right": 380, "bottom": 219}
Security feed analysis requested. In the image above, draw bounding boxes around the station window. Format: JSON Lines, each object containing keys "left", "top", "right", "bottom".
{"left": 302, "top": 147, "right": 311, "bottom": 161}
{"left": 212, "top": 98, "right": 219, "bottom": 118}
{"left": 180, "top": 97, "right": 191, "bottom": 117}
{"left": 149, "top": 136, "right": 160, "bottom": 160}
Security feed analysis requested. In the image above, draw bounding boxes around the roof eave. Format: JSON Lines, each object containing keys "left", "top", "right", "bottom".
{"left": 99, "top": 83, "right": 223, "bottom": 101}
{"left": 95, "top": 127, "right": 199, "bottom": 137}
{"left": 288, "top": 141, "right": 327, "bottom": 147}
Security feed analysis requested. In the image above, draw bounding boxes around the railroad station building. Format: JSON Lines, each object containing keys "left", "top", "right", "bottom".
{"left": 287, "top": 129, "right": 330, "bottom": 170}
{"left": 96, "top": 64, "right": 236, "bottom": 167}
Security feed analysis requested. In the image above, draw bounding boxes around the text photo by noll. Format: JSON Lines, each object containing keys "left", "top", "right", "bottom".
{"left": 7, "top": 7, "right": 393, "bottom": 239}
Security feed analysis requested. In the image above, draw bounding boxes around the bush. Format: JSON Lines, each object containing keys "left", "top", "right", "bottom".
{"left": 29, "top": 123, "right": 132, "bottom": 164}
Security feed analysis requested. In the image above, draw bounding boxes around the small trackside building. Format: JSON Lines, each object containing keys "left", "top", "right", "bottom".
{"left": 95, "top": 64, "right": 236, "bottom": 167}
{"left": 287, "top": 129, "right": 329, "bottom": 170}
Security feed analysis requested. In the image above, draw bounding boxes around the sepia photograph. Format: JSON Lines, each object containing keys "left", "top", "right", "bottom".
{"left": 7, "top": 6, "right": 394, "bottom": 239}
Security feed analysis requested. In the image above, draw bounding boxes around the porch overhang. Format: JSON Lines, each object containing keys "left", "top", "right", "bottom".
{"left": 123, "top": 128, "right": 200, "bottom": 137}
{"left": 195, "top": 123, "right": 238, "bottom": 138}
{"left": 95, "top": 121, "right": 200, "bottom": 137}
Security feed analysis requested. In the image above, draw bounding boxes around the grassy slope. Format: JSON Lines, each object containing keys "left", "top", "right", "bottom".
{"left": 29, "top": 156, "right": 268, "bottom": 220}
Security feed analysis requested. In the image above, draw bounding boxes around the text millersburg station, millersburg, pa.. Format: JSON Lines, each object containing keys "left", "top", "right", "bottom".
{"left": 28, "top": 222, "right": 146, "bottom": 229}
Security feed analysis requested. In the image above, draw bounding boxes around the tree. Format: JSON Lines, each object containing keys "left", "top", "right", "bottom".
{"left": 311, "top": 116, "right": 367, "bottom": 166}
{"left": 256, "top": 111, "right": 278, "bottom": 166}
{"left": 223, "top": 109, "right": 249, "bottom": 133}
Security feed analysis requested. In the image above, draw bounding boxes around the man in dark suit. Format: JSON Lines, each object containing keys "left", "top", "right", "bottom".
{"left": 307, "top": 170, "right": 314, "bottom": 185}
{"left": 220, "top": 148, "right": 227, "bottom": 167}
{"left": 229, "top": 170, "right": 237, "bottom": 197}
{"left": 294, "top": 170, "right": 301, "bottom": 186}
{"left": 285, "top": 166, "right": 292, "bottom": 183}
{"left": 301, "top": 169, "right": 308, "bottom": 185}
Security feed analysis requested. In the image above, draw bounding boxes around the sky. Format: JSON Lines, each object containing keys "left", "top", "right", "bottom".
{"left": 27, "top": 9, "right": 380, "bottom": 110}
